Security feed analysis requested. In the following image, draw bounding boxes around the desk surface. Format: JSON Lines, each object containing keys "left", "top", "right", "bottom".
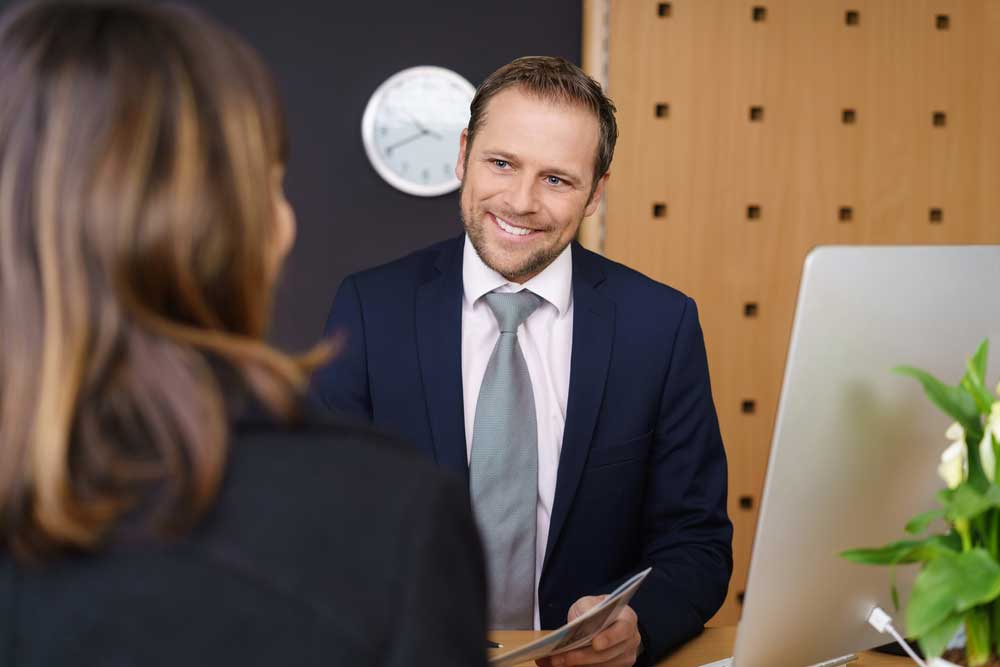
{"left": 489, "top": 627, "right": 912, "bottom": 667}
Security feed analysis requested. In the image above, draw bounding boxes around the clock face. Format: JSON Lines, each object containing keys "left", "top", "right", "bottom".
{"left": 361, "top": 66, "right": 476, "bottom": 197}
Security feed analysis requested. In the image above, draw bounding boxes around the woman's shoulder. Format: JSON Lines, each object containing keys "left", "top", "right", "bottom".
{"left": 215, "top": 394, "right": 474, "bottom": 545}
{"left": 227, "top": 398, "right": 446, "bottom": 497}
{"left": 195, "top": 398, "right": 481, "bottom": 617}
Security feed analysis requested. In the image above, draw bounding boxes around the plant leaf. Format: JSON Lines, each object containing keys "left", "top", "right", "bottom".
{"left": 895, "top": 365, "right": 982, "bottom": 436}
{"left": 942, "top": 484, "right": 1000, "bottom": 522}
{"left": 916, "top": 612, "right": 964, "bottom": 659}
{"left": 840, "top": 534, "right": 961, "bottom": 565}
{"left": 963, "top": 345, "right": 994, "bottom": 414}
{"left": 971, "top": 339, "right": 989, "bottom": 386}
{"left": 906, "top": 509, "right": 947, "bottom": 535}
{"left": 906, "top": 549, "right": 1000, "bottom": 638}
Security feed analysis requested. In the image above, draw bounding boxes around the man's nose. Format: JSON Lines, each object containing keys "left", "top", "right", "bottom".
{"left": 502, "top": 174, "right": 540, "bottom": 216}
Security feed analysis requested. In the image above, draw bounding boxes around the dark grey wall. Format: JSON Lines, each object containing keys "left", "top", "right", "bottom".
{"left": 0, "top": 0, "right": 581, "bottom": 350}
{"left": 192, "top": 0, "right": 583, "bottom": 350}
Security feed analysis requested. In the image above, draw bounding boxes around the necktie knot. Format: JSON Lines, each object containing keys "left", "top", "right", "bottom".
{"left": 483, "top": 290, "right": 543, "bottom": 333}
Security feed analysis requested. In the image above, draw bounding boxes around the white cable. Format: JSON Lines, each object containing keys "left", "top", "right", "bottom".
{"left": 867, "top": 606, "right": 928, "bottom": 667}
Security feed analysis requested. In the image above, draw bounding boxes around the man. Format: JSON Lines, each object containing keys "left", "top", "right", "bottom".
{"left": 314, "top": 57, "right": 732, "bottom": 667}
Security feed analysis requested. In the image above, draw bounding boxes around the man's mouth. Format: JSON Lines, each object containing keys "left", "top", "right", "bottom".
{"left": 492, "top": 213, "right": 536, "bottom": 237}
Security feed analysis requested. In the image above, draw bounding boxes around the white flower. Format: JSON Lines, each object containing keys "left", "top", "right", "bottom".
{"left": 946, "top": 422, "right": 965, "bottom": 442}
{"left": 981, "top": 432, "right": 996, "bottom": 482}
{"left": 939, "top": 423, "right": 968, "bottom": 489}
{"left": 979, "top": 402, "right": 1000, "bottom": 482}
{"left": 939, "top": 441, "right": 968, "bottom": 488}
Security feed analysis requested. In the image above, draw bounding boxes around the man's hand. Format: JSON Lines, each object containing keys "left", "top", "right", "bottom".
{"left": 536, "top": 596, "right": 641, "bottom": 667}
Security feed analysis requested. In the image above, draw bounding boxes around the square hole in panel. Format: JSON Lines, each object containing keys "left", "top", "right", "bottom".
{"left": 839, "top": 206, "right": 853, "bottom": 222}
{"left": 930, "top": 208, "right": 943, "bottom": 224}
{"left": 657, "top": 3, "right": 671, "bottom": 18}
{"left": 842, "top": 109, "right": 857, "bottom": 124}
{"left": 845, "top": 10, "right": 860, "bottom": 26}
{"left": 936, "top": 14, "right": 950, "bottom": 30}
{"left": 744, "top": 302, "right": 759, "bottom": 318}
{"left": 752, "top": 6, "right": 767, "bottom": 22}
{"left": 933, "top": 111, "right": 947, "bottom": 127}
{"left": 652, "top": 202, "right": 667, "bottom": 218}
{"left": 655, "top": 103, "right": 669, "bottom": 118}
{"left": 747, "top": 204, "right": 761, "bottom": 220}
{"left": 741, "top": 400, "right": 756, "bottom": 414}
{"left": 739, "top": 495, "right": 754, "bottom": 510}
{"left": 749, "top": 106, "right": 764, "bottom": 122}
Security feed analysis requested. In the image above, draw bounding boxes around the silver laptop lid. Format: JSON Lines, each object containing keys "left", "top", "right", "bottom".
{"left": 733, "top": 245, "right": 1000, "bottom": 666}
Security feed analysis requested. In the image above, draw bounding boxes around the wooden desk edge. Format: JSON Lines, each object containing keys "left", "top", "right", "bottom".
{"left": 489, "top": 626, "right": 912, "bottom": 667}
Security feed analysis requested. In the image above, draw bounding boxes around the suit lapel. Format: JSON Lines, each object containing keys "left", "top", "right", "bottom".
{"left": 543, "top": 244, "right": 615, "bottom": 571}
{"left": 415, "top": 238, "right": 469, "bottom": 480}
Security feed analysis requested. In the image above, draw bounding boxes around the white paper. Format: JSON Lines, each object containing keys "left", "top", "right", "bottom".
{"left": 489, "top": 567, "right": 652, "bottom": 667}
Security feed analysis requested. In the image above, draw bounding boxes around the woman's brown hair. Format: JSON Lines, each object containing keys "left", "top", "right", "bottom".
{"left": 0, "top": 1, "right": 323, "bottom": 559}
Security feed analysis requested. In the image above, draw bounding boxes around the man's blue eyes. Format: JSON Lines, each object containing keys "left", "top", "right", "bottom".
{"left": 491, "top": 160, "right": 564, "bottom": 186}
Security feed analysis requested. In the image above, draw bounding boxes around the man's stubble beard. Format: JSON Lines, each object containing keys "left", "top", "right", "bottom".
{"left": 460, "top": 196, "right": 567, "bottom": 284}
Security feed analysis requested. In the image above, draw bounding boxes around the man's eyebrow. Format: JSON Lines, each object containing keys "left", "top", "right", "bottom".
{"left": 480, "top": 149, "right": 520, "bottom": 163}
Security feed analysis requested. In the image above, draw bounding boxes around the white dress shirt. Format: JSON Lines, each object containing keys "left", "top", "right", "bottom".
{"left": 461, "top": 235, "right": 573, "bottom": 630}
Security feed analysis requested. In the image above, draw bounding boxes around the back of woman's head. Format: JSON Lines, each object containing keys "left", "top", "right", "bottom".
{"left": 0, "top": 1, "right": 314, "bottom": 560}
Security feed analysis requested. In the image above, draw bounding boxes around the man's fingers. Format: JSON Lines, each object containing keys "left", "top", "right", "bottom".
{"left": 593, "top": 604, "right": 639, "bottom": 651}
{"left": 557, "top": 598, "right": 641, "bottom": 666}
{"left": 550, "top": 639, "right": 639, "bottom": 667}
{"left": 567, "top": 594, "right": 607, "bottom": 621}
{"left": 591, "top": 618, "right": 632, "bottom": 652}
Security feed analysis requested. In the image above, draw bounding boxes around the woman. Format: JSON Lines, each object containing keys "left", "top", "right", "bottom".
{"left": 0, "top": 3, "right": 486, "bottom": 665}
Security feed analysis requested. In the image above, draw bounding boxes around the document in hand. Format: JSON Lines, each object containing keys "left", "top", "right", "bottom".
{"left": 489, "top": 567, "right": 652, "bottom": 667}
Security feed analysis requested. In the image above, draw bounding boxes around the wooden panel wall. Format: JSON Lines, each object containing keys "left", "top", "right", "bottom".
{"left": 602, "top": 0, "right": 1000, "bottom": 625}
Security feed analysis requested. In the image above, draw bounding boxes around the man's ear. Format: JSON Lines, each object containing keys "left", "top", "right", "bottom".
{"left": 584, "top": 172, "right": 610, "bottom": 217}
{"left": 455, "top": 128, "right": 470, "bottom": 181}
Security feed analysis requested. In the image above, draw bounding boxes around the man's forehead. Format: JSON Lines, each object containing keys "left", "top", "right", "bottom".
{"left": 473, "top": 87, "right": 600, "bottom": 164}
{"left": 479, "top": 85, "right": 598, "bottom": 128}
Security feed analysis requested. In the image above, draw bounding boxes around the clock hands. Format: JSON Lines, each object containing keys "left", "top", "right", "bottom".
{"left": 409, "top": 117, "right": 442, "bottom": 140}
{"left": 383, "top": 119, "right": 444, "bottom": 156}
{"left": 392, "top": 108, "right": 443, "bottom": 140}
{"left": 384, "top": 129, "right": 431, "bottom": 156}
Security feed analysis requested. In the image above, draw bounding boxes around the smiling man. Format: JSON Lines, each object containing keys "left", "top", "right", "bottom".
{"left": 314, "top": 57, "right": 732, "bottom": 667}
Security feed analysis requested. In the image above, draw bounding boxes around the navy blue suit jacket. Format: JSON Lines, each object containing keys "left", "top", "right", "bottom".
{"left": 313, "top": 236, "right": 732, "bottom": 663}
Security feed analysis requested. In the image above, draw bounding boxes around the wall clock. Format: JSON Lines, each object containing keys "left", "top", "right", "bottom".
{"left": 361, "top": 66, "right": 476, "bottom": 197}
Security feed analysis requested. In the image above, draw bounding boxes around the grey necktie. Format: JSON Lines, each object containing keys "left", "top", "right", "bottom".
{"left": 469, "top": 290, "right": 544, "bottom": 630}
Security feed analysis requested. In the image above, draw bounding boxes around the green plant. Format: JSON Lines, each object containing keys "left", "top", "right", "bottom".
{"left": 842, "top": 339, "right": 1000, "bottom": 666}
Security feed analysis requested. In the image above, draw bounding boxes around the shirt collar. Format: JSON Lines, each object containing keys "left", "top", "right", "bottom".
{"left": 462, "top": 234, "right": 573, "bottom": 316}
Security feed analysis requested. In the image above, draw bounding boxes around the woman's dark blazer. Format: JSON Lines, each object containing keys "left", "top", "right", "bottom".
{"left": 0, "top": 405, "right": 488, "bottom": 667}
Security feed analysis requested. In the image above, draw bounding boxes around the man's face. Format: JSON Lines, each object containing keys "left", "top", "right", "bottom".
{"left": 456, "top": 87, "right": 608, "bottom": 283}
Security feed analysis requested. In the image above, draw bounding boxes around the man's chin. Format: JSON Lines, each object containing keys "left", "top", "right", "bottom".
{"left": 482, "top": 250, "right": 553, "bottom": 284}
{"left": 466, "top": 224, "right": 558, "bottom": 281}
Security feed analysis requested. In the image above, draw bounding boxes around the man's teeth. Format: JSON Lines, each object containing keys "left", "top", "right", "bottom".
{"left": 496, "top": 216, "right": 532, "bottom": 236}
